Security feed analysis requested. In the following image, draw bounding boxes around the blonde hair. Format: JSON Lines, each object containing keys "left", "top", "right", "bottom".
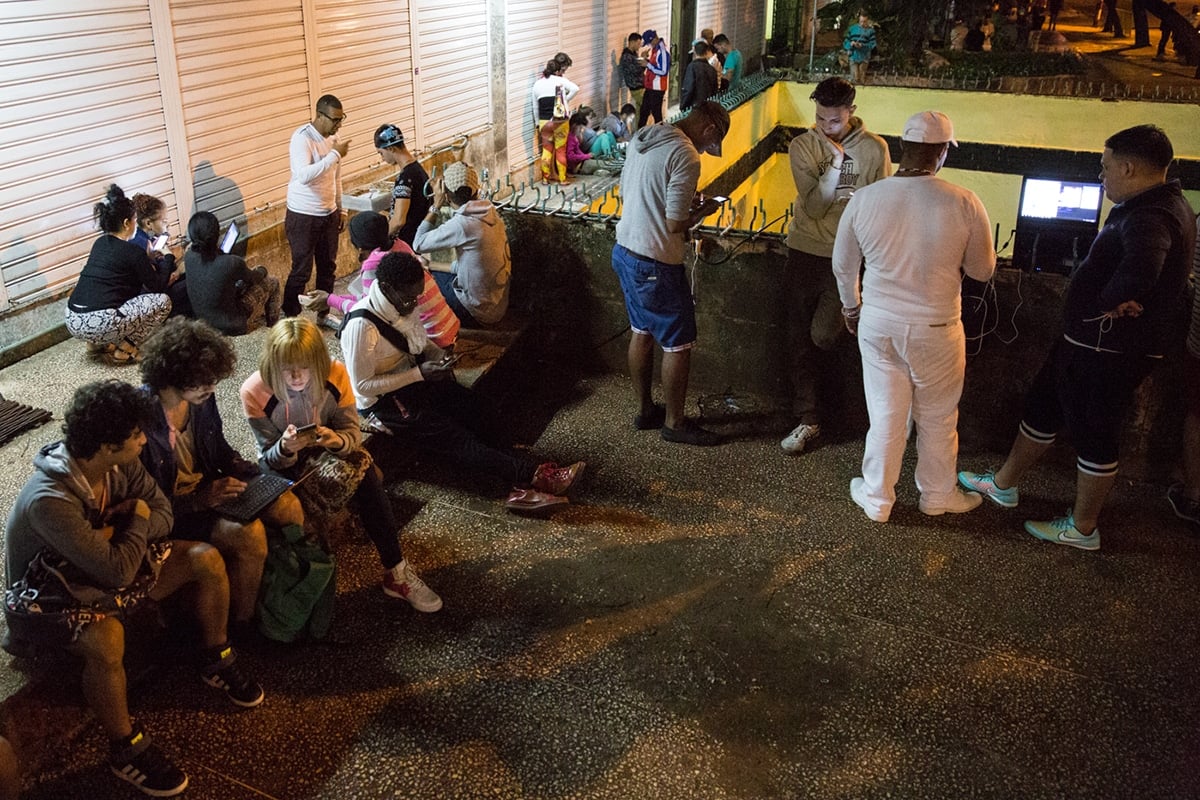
{"left": 259, "top": 318, "right": 332, "bottom": 405}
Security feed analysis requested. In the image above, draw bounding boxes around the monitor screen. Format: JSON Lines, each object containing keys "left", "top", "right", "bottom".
{"left": 1018, "top": 178, "right": 1104, "bottom": 226}
{"left": 219, "top": 221, "right": 239, "bottom": 254}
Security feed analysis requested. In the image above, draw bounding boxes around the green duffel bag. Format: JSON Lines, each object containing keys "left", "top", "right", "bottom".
{"left": 256, "top": 523, "right": 335, "bottom": 643}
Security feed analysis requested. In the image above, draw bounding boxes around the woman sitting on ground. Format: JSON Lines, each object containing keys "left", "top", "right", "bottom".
{"left": 65, "top": 184, "right": 173, "bottom": 365}
{"left": 413, "top": 163, "right": 512, "bottom": 328}
{"left": 301, "top": 211, "right": 459, "bottom": 348}
{"left": 183, "top": 211, "right": 281, "bottom": 335}
{"left": 131, "top": 192, "right": 191, "bottom": 317}
{"left": 239, "top": 317, "right": 442, "bottom": 612}
{"left": 138, "top": 317, "right": 304, "bottom": 636}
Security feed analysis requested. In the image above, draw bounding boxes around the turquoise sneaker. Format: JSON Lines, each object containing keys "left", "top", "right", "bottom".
{"left": 1024, "top": 513, "right": 1100, "bottom": 551}
{"left": 957, "top": 470, "right": 1019, "bottom": 508}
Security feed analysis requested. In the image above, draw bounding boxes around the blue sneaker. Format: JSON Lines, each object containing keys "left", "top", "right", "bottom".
{"left": 957, "top": 470, "right": 1019, "bottom": 508}
{"left": 1024, "top": 513, "right": 1100, "bottom": 551}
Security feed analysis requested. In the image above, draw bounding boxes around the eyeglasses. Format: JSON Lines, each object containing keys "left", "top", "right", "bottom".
{"left": 319, "top": 110, "right": 347, "bottom": 126}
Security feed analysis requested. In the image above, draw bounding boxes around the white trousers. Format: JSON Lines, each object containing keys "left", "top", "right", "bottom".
{"left": 856, "top": 311, "right": 966, "bottom": 518}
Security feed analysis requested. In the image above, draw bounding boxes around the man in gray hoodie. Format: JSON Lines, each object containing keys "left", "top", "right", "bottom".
{"left": 413, "top": 161, "right": 511, "bottom": 327}
{"left": 612, "top": 100, "right": 730, "bottom": 446}
{"left": 4, "top": 380, "right": 263, "bottom": 797}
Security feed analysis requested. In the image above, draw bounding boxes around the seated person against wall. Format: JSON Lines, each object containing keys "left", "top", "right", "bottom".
{"left": 413, "top": 162, "right": 512, "bottom": 328}
{"left": 3, "top": 380, "right": 262, "bottom": 798}
{"left": 183, "top": 211, "right": 281, "bottom": 335}
{"left": 599, "top": 104, "right": 637, "bottom": 147}
{"left": 65, "top": 184, "right": 173, "bottom": 366}
{"left": 302, "top": 211, "right": 460, "bottom": 347}
{"left": 240, "top": 318, "right": 442, "bottom": 611}
{"left": 137, "top": 318, "right": 304, "bottom": 635}
{"left": 566, "top": 112, "right": 610, "bottom": 176}
{"left": 340, "top": 252, "right": 584, "bottom": 511}
{"left": 131, "top": 192, "right": 191, "bottom": 318}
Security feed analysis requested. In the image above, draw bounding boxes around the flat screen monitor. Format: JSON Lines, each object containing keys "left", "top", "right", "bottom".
{"left": 219, "top": 221, "right": 239, "bottom": 254}
{"left": 1017, "top": 177, "right": 1104, "bottom": 228}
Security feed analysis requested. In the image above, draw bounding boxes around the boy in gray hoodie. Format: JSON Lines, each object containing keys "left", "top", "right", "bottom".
{"left": 4, "top": 380, "right": 263, "bottom": 797}
{"left": 414, "top": 161, "right": 511, "bottom": 327}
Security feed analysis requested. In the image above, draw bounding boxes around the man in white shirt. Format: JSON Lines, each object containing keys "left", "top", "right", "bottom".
{"left": 832, "top": 111, "right": 995, "bottom": 523}
{"left": 283, "top": 94, "right": 351, "bottom": 316}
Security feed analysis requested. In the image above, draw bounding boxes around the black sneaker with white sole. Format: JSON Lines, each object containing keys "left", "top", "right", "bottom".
{"left": 109, "top": 728, "right": 188, "bottom": 797}
{"left": 200, "top": 643, "right": 265, "bottom": 708}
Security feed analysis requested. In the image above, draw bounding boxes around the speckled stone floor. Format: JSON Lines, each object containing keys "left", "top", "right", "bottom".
{"left": 1, "top": 322, "right": 1198, "bottom": 799}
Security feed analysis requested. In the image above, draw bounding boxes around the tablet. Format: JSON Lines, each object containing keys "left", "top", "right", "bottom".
{"left": 219, "top": 221, "right": 239, "bottom": 254}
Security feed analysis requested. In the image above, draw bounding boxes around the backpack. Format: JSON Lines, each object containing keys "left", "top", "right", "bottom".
{"left": 256, "top": 523, "right": 336, "bottom": 643}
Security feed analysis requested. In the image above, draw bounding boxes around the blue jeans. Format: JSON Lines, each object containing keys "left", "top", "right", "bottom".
{"left": 432, "top": 270, "right": 481, "bottom": 328}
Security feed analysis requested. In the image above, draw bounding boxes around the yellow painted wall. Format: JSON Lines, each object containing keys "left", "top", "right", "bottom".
{"left": 597, "top": 82, "right": 1200, "bottom": 231}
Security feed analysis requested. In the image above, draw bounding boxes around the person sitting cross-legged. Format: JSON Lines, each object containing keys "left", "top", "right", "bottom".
{"left": 240, "top": 317, "right": 442, "bottom": 611}
{"left": 340, "top": 250, "right": 584, "bottom": 511}
{"left": 3, "top": 380, "right": 263, "bottom": 798}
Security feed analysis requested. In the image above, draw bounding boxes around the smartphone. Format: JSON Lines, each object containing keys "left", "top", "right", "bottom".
{"left": 437, "top": 353, "right": 463, "bottom": 368}
{"left": 151, "top": 233, "right": 169, "bottom": 251}
{"left": 296, "top": 423, "right": 318, "bottom": 434}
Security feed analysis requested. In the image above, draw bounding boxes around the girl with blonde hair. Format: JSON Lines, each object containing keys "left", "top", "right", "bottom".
{"left": 239, "top": 317, "right": 442, "bottom": 612}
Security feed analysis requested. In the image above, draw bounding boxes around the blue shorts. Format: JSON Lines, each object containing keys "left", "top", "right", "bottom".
{"left": 611, "top": 244, "right": 696, "bottom": 351}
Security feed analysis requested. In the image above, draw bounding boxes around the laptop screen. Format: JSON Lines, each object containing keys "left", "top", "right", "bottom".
{"left": 219, "top": 221, "right": 239, "bottom": 254}
{"left": 1018, "top": 178, "right": 1104, "bottom": 226}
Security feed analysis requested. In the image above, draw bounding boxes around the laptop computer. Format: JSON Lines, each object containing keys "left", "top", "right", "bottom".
{"left": 214, "top": 469, "right": 310, "bottom": 523}
{"left": 219, "top": 221, "right": 239, "bottom": 254}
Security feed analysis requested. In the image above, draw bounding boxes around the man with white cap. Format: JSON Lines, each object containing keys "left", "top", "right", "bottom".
{"left": 832, "top": 110, "right": 995, "bottom": 523}
{"left": 413, "top": 161, "right": 511, "bottom": 327}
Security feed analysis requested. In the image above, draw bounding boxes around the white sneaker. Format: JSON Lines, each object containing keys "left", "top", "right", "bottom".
{"left": 850, "top": 477, "right": 889, "bottom": 523}
{"left": 382, "top": 560, "right": 443, "bottom": 612}
{"left": 781, "top": 423, "right": 820, "bottom": 454}
{"left": 919, "top": 488, "right": 983, "bottom": 516}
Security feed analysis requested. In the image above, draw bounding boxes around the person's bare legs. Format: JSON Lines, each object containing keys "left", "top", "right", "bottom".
{"left": 628, "top": 331, "right": 657, "bottom": 419}
{"left": 209, "top": 519, "right": 267, "bottom": 625}
{"left": 994, "top": 430, "right": 1052, "bottom": 491}
{"left": 1072, "top": 470, "right": 1117, "bottom": 534}
{"left": 150, "top": 540, "right": 230, "bottom": 648}
{"left": 661, "top": 348, "right": 692, "bottom": 430}
{"left": 69, "top": 617, "right": 131, "bottom": 739}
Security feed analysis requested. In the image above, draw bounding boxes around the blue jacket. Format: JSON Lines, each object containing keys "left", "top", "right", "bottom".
{"left": 138, "top": 387, "right": 259, "bottom": 516}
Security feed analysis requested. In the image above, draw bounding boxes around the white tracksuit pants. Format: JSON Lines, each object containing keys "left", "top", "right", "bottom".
{"left": 856, "top": 309, "right": 966, "bottom": 519}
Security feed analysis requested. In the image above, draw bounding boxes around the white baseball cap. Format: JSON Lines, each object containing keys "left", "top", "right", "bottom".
{"left": 902, "top": 111, "right": 958, "bottom": 146}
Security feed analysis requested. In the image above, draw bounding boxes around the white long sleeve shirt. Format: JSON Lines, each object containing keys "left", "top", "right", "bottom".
{"left": 286, "top": 123, "right": 342, "bottom": 216}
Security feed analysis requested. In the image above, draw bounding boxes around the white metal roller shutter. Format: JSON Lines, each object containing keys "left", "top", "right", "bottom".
{"left": 606, "top": 0, "right": 641, "bottom": 112}
{"left": 559, "top": 0, "right": 608, "bottom": 117}
{"left": 169, "top": 1, "right": 308, "bottom": 225}
{"left": 414, "top": 0, "right": 491, "bottom": 151}
{"left": 311, "top": 0, "right": 417, "bottom": 182}
{"left": 0, "top": 0, "right": 173, "bottom": 308}
{"left": 640, "top": 0, "right": 672, "bottom": 47}
{"left": 505, "top": 0, "right": 555, "bottom": 171}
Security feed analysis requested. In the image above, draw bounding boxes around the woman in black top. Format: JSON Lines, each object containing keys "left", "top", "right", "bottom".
{"left": 184, "top": 211, "right": 281, "bottom": 335}
{"left": 65, "top": 184, "right": 174, "bottom": 364}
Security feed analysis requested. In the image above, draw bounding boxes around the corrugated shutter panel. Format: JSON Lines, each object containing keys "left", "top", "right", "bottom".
{"left": 170, "top": 1, "right": 308, "bottom": 225}
{"left": 506, "top": 0, "right": 555, "bottom": 171}
{"left": 416, "top": 0, "right": 491, "bottom": 149}
{"left": 559, "top": 0, "right": 609, "bottom": 116}
{"left": 312, "top": 0, "right": 417, "bottom": 182}
{"left": 605, "top": 0, "right": 642, "bottom": 112}
{"left": 731, "top": 0, "right": 766, "bottom": 56}
{"left": 0, "top": 0, "right": 173, "bottom": 308}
